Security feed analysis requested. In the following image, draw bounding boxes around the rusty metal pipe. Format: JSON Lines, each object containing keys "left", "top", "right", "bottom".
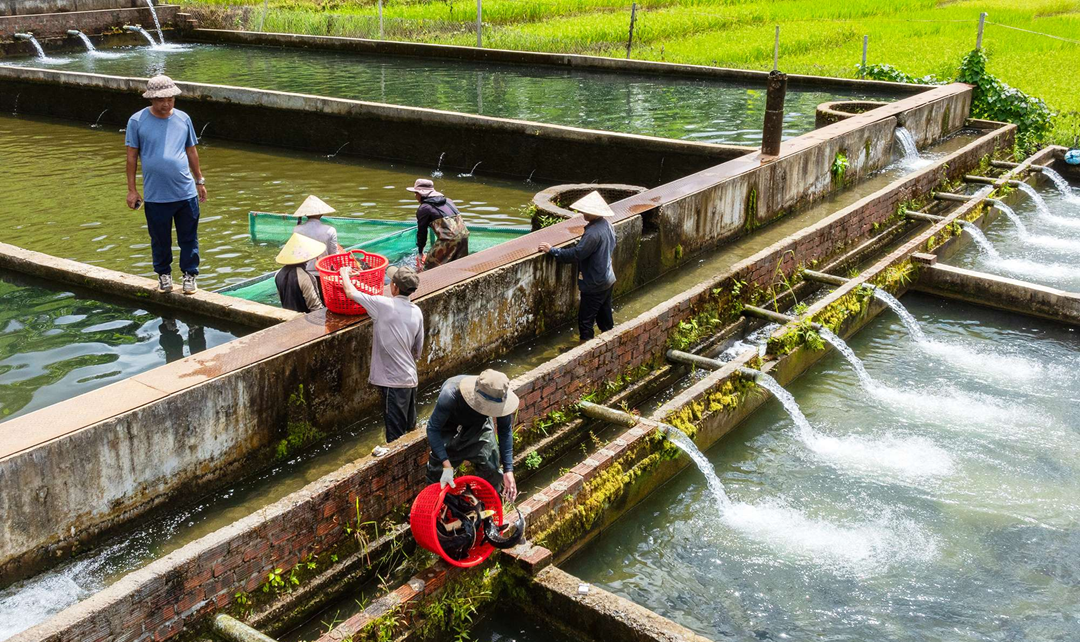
{"left": 213, "top": 614, "right": 280, "bottom": 642}
{"left": 760, "top": 70, "right": 787, "bottom": 156}
{"left": 742, "top": 305, "right": 795, "bottom": 325}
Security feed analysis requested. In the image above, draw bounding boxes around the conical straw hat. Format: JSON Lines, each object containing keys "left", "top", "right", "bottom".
{"left": 276, "top": 232, "right": 328, "bottom": 265}
{"left": 291, "top": 195, "right": 336, "bottom": 218}
{"left": 568, "top": 191, "right": 615, "bottom": 218}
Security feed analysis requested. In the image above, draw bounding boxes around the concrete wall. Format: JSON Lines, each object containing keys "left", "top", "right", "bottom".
{"left": 186, "top": 28, "right": 929, "bottom": 97}
{"left": 8, "top": 120, "right": 1014, "bottom": 642}
{"left": 0, "top": 0, "right": 142, "bottom": 17}
{"left": 0, "top": 66, "right": 749, "bottom": 186}
{"left": 0, "top": 5, "right": 176, "bottom": 43}
{"left": 0, "top": 82, "right": 984, "bottom": 589}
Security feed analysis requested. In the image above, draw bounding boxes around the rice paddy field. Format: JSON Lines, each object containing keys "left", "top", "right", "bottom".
{"left": 186, "top": 0, "right": 1080, "bottom": 147}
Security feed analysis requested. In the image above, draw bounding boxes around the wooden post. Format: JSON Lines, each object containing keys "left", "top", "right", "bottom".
{"left": 861, "top": 35, "right": 868, "bottom": 75}
{"left": 378, "top": 0, "right": 383, "bottom": 39}
{"left": 761, "top": 70, "right": 787, "bottom": 157}
{"left": 626, "top": 3, "right": 637, "bottom": 59}
{"left": 476, "top": 0, "right": 482, "bottom": 48}
{"left": 258, "top": 0, "right": 268, "bottom": 31}
{"left": 976, "top": 12, "right": 986, "bottom": 50}
{"left": 772, "top": 25, "right": 780, "bottom": 71}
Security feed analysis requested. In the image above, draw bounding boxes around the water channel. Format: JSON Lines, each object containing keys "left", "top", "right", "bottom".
{"left": 0, "top": 270, "right": 244, "bottom": 425}
{"left": 565, "top": 292, "right": 1080, "bottom": 641}
{"left": 950, "top": 176, "right": 1080, "bottom": 291}
{"left": 0, "top": 129, "right": 982, "bottom": 640}
{"left": 0, "top": 112, "right": 535, "bottom": 291}
{"left": 1, "top": 42, "right": 890, "bottom": 145}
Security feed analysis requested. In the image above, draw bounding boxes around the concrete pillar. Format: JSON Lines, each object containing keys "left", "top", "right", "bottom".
{"left": 761, "top": 70, "right": 787, "bottom": 156}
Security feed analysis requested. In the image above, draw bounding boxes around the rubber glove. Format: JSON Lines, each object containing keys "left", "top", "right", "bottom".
{"left": 440, "top": 465, "right": 456, "bottom": 489}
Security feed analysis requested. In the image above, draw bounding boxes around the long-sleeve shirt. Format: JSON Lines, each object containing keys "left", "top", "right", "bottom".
{"left": 426, "top": 375, "right": 514, "bottom": 472}
{"left": 345, "top": 291, "right": 424, "bottom": 388}
{"left": 275, "top": 266, "right": 324, "bottom": 313}
{"left": 548, "top": 218, "right": 617, "bottom": 293}
{"left": 415, "top": 196, "right": 463, "bottom": 254}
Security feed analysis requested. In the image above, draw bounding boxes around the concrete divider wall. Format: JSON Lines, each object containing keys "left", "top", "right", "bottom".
{"left": 0, "top": 0, "right": 143, "bottom": 17}
{"left": 0, "top": 67, "right": 748, "bottom": 186}
{"left": 0, "top": 86, "right": 992, "bottom": 588}
{"left": 10, "top": 120, "right": 1013, "bottom": 642}
{"left": 0, "top": 5, "right": 176, "bottom": 43}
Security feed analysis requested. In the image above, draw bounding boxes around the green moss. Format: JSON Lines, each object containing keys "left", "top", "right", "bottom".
{"left": 673, "top": 243, "right": 683, "bottom": 262}
{"left": 413, "top": 564, "right": 505, "bottom": 642}
{"left": 863, "top": 138, "right": 872, "bottom": 159}
{"left": 743, "top": 187, "right": 758, "bottom": 234}
{"left": 276, "top": 384, "right": 324, "bottom": 459}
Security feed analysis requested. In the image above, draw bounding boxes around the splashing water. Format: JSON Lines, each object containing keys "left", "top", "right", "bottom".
{"left": 1016, "top": 182, "right": 1052, "bottom": 217}
{"left": 145, "top": 0, "right": 165, "bottom": 45}
{"left": 872, "top": 289, "right": 927, "bottom": 342}
{"left": 660, "top": 426, "right": 731, "bottom": 510}
{"left": 892, "top": 127, "right": 931, "bottom": 170}
{"left": 963, "top": 224, "right": 1002, "bottom": 261}
{"left": 991, "top": 201, "right": 1029, "bottom": 237}
{"left": 431, "top": 152, "right": 446, "bottom": 178}
{"left": 72, "top": 31, "right": 96, "bottom": 52}
{"left": 742, "top": 370, "right": 817, "bottom": 445}
{"left": 20, "top": 35, "right": 47, "bottom": 59}
{"left": 458, "top": 161, "right": 482, "bottom": 178}
{"left": 817, "top": 327, "right": 876, "bottom": 389}
{"left": 130, "top": 26, "right": 157, "bottom": 47}
{"left": 1040, "top": 167, "right": 1077, "bottom": 200}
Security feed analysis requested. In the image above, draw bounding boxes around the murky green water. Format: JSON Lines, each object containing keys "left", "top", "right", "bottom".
{"left": 951, "top": 176, "right": 1080, "bottom": 291}
{"left": 0, "top": 112, "right": 535, "bottom": 290}
{"left": 565, "top": 292, "right": 1080, "bottom": 641}
{"left": 3, "top": 42, "right": 889, "bottom": 145}
{"left": 0, "top": 270, "right": 244, "bottom": 424}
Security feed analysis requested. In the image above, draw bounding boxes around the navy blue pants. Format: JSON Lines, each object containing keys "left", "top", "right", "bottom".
{"left": 144, "top": 197, "right": 200, "bottom": 275}
{"left": 578, "top": 286, "right": 614, "bottom": 341}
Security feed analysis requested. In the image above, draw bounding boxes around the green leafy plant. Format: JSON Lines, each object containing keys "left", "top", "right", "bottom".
{"left": 956, "top": 49, "right": 1053, "bottom": 153}
{"left": 524, "top": 450, "right": 543, "bottom": 470}
{"left": 831, "top": 151, "right": 849, "bottom": 184}
{"left": 263, "top": 568, "right": 285, "bottom": 593}
{"left": 858, "top": 63, "right": 943, "bottom": 86}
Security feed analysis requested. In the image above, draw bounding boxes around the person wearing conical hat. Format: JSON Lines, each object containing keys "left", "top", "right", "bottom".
{"left": 291, "top": 195, "right": 344, "bottom": 281}
{"left": 538, "top": 191, "right": 617, "bottom": 342}
{"left": 407, "top": 179, "right": 470, "bottom": 270}
{"left": 274, "top": 232, "right": 327, "bottom": 313}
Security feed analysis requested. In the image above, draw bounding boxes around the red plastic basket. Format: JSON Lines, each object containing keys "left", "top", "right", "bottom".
{"left": 315, "top": 250, "right": 388, "bottom": 315}
{"left": 409, "top": 475, "right": 504, "bottom": 568}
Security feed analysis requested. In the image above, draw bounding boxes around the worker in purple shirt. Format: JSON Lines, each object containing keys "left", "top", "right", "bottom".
{"left": 125, "top": 75, "right": 207, "bottom": 295}
{"left": 539, "top": 191, "right": 617, "bottom": 341}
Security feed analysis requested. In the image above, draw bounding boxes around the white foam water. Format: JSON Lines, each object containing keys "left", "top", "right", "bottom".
{"left": 721, "top": 500, "right": 938, "bottom": 575}
{"left": 145, "top": 0, "right": 165, "bottom": 45}
{"left": 992, "top": 201, "right": 1029, "bottom": 237}
{"left": 963, "top": 224, "right": 1002, "bottom": 261}
{"left": 662, "top": 427, "right": 732, "bottom": 510}
{"left": 818, "top": 327, "right": 876, "bottom": 388}
{"left": 1040, "top": 167, "right": 1077, "bottom": 200}
{"left": 893, "top": 127, "right": 932, "bottom": 171}
{"left": 1016, "top": 182, "right": 1052, "bottom": 217}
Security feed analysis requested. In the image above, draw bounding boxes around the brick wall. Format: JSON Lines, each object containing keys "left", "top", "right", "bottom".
{"left": 14, "top": 119, "right": 1013, "bottom": 642}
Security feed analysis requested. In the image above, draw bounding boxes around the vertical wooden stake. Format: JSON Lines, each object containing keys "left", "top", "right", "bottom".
{"left": 378, "top": 0, "right": 383, "bottom": 39}
{"left": 861, "top": 35, "right": 868, "bottom": 75}
{"left": 976, "top": 12, "right": 987, "bottom": 50}
{"left": 626, "top": 3, "right": 637, "bottom": 59}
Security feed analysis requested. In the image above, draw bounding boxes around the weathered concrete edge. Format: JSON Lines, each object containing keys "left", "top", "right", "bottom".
{"left": 525, "top": 566, "right": 715, "bottom": 642}
{"left": 187, "top": 28, "right": 930, "bottom": 96}
{"left": 914, "top": 263, "right": 1080, "bottom": 326}
{"left": 0, "top": 65, "right": 754, "bottom": 157}
{"left": 0, "top": 241, "right": 298, "bottom": 328}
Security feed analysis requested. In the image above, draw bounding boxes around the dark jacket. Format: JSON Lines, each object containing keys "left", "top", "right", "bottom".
{"left": 416, "top": 195, "right": 466, "bottom": 254}
{"left": 426, "top": 375, "right": 514, "bottom": 472}
{"left": 549, "top": 218, "right": 617, "bottom": 293}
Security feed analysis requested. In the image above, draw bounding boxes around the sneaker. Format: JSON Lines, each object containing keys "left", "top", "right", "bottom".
{"left": 371, "top": 445, "right": 390, "bottom": 458}
{"left": 158, "top": 274, "right": 174, "bottom": 292}
{"left": 182, "top": 273, "right": 197, "bottom": 295}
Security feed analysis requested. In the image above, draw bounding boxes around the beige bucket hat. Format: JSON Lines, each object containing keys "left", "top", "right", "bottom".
{"left": 569, "top": 191, "right": 615, "bottom": 218}
{"left": 276, "top": 232, "right": 327, "bottom": 266}
{"left": 460, "top": 369, "right": 519, "bottom": 417}
{"left": 142, "top": 75, "right": 182, "bottom": 99}
{"left": 406, "top": 178, "right": 443, "bottom": 199}
{"left": 291, "top": 195, "right": 336, "bottom": 218}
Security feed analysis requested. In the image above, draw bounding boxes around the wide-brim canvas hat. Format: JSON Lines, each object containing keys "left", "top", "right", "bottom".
{"left": 406, "top": 178, "right": 443, "bottom": 198}
{"left": 142, "top": 75, "right": 182, "bottom": 99}
{"left": 460, "top": 369, "right": 519, "bottom": 417}
{"left": 276, "top": 232, "right": 327, "bottom": 265}
{"left": 569, "top": 191, "right": 615, "bottom": 218}
{"left": 291, "top": 195, "right": 336, "bottom": 218}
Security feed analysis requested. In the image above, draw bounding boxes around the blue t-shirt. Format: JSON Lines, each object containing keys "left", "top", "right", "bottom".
{"left": 125, "top": 107, "right": 198, "bottom": 203}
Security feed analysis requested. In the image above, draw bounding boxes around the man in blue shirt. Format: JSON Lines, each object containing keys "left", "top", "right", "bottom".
{"left": 125, "top": 75, "right": 207, "bottom": 295}
{"left": 539, "top": 191, "right": 618, "bottom": 341}
{"left": 426, "top": 369, "right": 519, "bottom": 502}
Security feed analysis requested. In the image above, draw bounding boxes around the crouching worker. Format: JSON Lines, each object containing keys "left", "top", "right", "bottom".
{"left": 274, "top": 232, "right": 326, "bottom": 313}
{"left": 339, "top": 264, "right": 424, "bottom": 446}
{"left": 426, "top": 369, "right": 519, "bottom": 502}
